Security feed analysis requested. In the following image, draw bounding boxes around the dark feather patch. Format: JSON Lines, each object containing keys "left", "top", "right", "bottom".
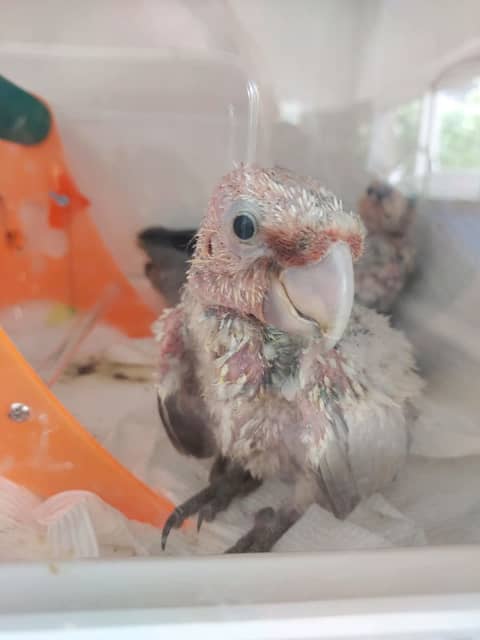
{"left": 144, "top": 249, "right": 190, "bottom": 306}
{"left": 157, "top": 360, "right": 216, "bottom": 459}
{"left": 158, "top": 395, "right": 216, "bottom": 459}
{"left": 138, "top": 227, "right": 197, "bottom": 305}
{"left": 138, "top": 226, "right": 197, "bottom": 256}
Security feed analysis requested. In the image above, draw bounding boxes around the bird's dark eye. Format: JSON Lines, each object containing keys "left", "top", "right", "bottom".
{"left": 233, "top": 213, "right": 256, "bottom": 240}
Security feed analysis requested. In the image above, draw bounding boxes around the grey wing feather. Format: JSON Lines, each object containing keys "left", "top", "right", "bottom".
{"left": 157, "top": 352, "right": 216, "bottom": 459}
{"left": 315, "top": 405, "right": 359, "bottom": 519}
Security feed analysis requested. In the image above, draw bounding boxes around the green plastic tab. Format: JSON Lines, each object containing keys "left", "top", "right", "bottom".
{"left": 0, "top": 75, "right": 51, "bottom": 145}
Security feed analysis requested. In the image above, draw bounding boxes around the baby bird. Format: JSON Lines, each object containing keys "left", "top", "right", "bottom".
{"left": 154, "top": 166, "right": 423, "bottom": 552}
{"left": 354, "top": 180, "right": 417, "bottom": 314}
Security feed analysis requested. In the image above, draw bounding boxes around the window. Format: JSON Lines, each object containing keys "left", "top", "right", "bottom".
{"left": 369, "top": 58, "right": 480, "bottom": 201}
{"left": 368, "top": 100, "right": 422, "bottom": 194}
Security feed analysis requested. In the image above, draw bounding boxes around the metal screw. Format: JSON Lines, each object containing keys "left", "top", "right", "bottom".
{"left": 8, "top": 403, "right": 31, "bottom": 423}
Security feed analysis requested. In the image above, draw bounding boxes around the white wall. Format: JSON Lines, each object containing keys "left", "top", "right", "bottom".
{"left": 355, "top": 0, "right": 480, "bottom": 108}
{"left": 0, "top": 0, "right": 212, "bottom": 49}
{"left": 229, "top": 0, "right": 480, "bottom": 111}
{"left": 229, "top": 0, "right": 363, "bottom": 114}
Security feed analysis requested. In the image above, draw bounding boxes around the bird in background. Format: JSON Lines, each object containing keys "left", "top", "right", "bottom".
{"left": 148, "top": 166, "right": 423, "bottom": 553}
{"left": 354, "top": 180, "right": 417, "bottom": 314}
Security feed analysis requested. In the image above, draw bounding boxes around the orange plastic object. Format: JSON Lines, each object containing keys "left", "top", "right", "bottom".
{"left": 0, "top": 92, "right": 159, "bottom": 337}
{"left": 0, "top": 326, "right": 173, "bottom": 527}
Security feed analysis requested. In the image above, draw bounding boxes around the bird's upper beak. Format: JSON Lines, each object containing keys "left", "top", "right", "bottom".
{"left": 263, "top": 242, "right": 354, "bottom": 349}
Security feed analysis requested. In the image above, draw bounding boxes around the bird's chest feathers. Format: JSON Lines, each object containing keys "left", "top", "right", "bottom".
{"left": 203, "top": 312, "right": 364, "bottom": 473}
{"left": 200, "top": 311, "right": 354, "bottom": 407}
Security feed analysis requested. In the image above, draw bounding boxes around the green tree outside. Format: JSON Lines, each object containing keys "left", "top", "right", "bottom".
{"left": 438, "top": 79, "right": 480, "bottom": 169}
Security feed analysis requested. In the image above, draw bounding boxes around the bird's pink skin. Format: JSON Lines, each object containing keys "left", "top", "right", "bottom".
{"left": 155, "top": 165, "right": 423, "bottom": 527}
{"left": 156, "top": 307, "right": 184, "bottom": 376}
{"left": 187, "top": 167, "right": 365, "bottom": 323}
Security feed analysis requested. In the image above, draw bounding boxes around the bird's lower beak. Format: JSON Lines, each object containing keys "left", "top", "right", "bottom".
{"left": 263, "top": 242, "right": 354, "bottom": 349}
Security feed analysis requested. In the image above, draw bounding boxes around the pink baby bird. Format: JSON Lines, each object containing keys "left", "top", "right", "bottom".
{"left": 155, "top": 166, "right": 423, "bottom": 552}
{"left": 355, "top": 180, "right": 417, "bottom": 314}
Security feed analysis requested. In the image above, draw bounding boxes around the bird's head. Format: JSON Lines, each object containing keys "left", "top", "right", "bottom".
{"left": 359, "top": 180, "right": 416, "bottom": 234}
{"left": 187, "top": 166, "right": 365, "bottom": 350}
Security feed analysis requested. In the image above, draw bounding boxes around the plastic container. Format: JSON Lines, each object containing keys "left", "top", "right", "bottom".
{"left": 0, "top": 2, "right": 264, "bottom": 545}
{"left": 0, "top": 47, "right": 261, "bottom": 341}
{"left": 1, "top": 2, "right": 480, "bottom": 638}
{"left": 1, "top": 550, "right": 480, "bottom": 638}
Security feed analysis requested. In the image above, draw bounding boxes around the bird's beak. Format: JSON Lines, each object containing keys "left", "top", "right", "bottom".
{"left": 263, "top": 242, "right": 354, "bottom": 349}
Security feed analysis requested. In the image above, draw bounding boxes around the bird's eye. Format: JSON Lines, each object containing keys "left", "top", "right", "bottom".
{"left": 233, "top": 213, "right": 257, "bottom": 241}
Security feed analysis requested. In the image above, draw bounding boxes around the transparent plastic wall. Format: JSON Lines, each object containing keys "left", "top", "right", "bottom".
{"left": 0, "top": 0, "right": 270, "bottom": 538}
{"left": 0, "top": 0, "right": 480, "bottom": 618}
{"left": 0, "top": 0, "right": 267, "bottom": 379}
{"left": 248, "top": 0, "right": 480, "bottom": 401}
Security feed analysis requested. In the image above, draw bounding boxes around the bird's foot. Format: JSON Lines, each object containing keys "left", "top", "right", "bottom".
{"left": 161, "top": 457, "right": 261, "bottom": 550}
{"left": 225, "top": 506, "right": 300, "bottom": 554}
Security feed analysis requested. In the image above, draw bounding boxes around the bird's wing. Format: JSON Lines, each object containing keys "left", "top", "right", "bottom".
{"left": 154, "top": 306, "right": 216, "bottom": 459}
{"left": 304, "top": 306, "right": 423, "bottom": 515}
{"left": 137, "top": 226, "right": 197, "bottom": 306}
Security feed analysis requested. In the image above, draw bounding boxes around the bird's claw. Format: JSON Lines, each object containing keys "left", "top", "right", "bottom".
{"left": 196, "top": 502, "right": 217, "bottom": 532}
{"left": 161, "top": 485, "right": 216, "bottom": 550}
{"left": 161, "top": 458, "right": 262, "bottom": 549}
{"left": 226, "top": 507, "right": 299, "bottom": 554}
{"left": 161, "top": 507, "right": 186, "bottom": 550}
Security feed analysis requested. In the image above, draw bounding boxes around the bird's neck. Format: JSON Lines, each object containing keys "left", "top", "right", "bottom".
{"left": 202, "top": 303, "right": 310, "bottom": 387}
{"left": 261, "top": 325, "right": 306, "bottom": 387}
